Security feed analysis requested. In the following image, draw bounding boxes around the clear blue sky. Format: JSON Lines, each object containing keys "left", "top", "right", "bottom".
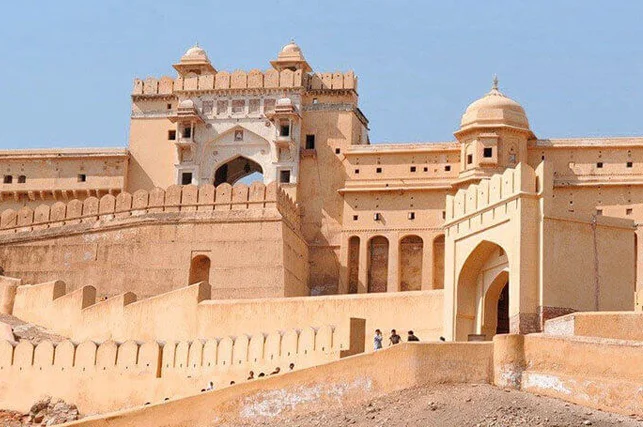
{"left": 2, "top": 1, "right": 643, "bottom": 149}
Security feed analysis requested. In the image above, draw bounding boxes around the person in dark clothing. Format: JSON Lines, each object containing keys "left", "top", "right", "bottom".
{"left": 407, "top": 330, "right": 420, "bottom": 342}
{"left": 389, "top": 329, "right": 402, "bottom": 345}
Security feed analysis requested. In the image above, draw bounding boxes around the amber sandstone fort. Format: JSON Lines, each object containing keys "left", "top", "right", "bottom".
{"left": 0, "top": 42, "right": 641, "bottom": 425}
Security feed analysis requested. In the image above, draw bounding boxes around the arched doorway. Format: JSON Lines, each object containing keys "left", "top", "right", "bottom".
{"left": 189, "top": 255, "right": 211, "bottom": 284}
{"left": 400, "top": 235, "right": 423, "bottom": 291}
{"left": 367, "top": 236, "right": 389, "bottom": 293}
{"left": 481, "top": 270, "right": 509, "bottom": 339}
{"left": 456, "top": 241, "right": 508, "bottom": 341}
{"left": 214, "top": 156, "right": 263, "bottom": 186}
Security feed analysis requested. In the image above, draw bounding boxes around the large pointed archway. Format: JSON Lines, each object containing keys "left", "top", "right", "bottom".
{"left": 455, "top": 240, "right": 509, "bottom": 341}
{"left": 214, "top": 156, "right": 263, "bottom": 186}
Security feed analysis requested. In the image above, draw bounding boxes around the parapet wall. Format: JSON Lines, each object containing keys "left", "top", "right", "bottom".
{"left": 133, "top": 70, "right": 357, "bottom": 96}
{"left": 0, "top": 322, "right": 342, "bottom": 414}
{"left": 5, "top": 279, "right": 444, "bottom": 346}
{"left": 543, "top": 311, "right": 643, "bottom": 341}
{"left": 445, "top": 162, "right": 539, "bottom": 222}
{"left": 0, "top": 181, "right": 300, "bottom": 236}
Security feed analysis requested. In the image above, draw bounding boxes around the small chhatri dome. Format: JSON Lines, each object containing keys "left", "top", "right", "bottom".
{"left": 459, "top": 76, "right": 531, "bottom": 133}
{"left": 271, "top": 39, "right": 312, "bottom": 73}
{"left": 178, "top": 99, "right": 195, "bottom": 109}
{"left": 181, "top": 44, "right": 209, "bottom": 62}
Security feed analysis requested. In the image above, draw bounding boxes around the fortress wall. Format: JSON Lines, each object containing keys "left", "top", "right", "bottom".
{"left": 132, "top": 70, "right": 357, "bottom": 95}
{"left": 0, "top": 182, "right": 304, "bottom": 300}
{"left": 7, "top": 279, "right": 444, "bottom": 347}
{"left": 0, "top": 323, "right": 342, "bottom": 414}
{"left": 63, "top": 342, "right": 492, "bottom": 427}
{"left": 544, "top": 311, "right": 643, "bottom": 341}
{"left": 495, "top": 333, "right": 643, "bottom": 417}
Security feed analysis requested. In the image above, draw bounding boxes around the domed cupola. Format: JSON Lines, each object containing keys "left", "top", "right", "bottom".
{"left": 457, "top": 76, "right": 533, "bottom": 137}
{"left": 454, "top": 77, "right": 535, "bottom": 184}
{"left": 270, "top": 40, "right": 312, "bottom": 73}
{"left": 173, "top": 43, "right": 216, "bottom": 76}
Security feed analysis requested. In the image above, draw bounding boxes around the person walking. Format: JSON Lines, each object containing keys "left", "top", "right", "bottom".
{"left": 389, "top": 329, "right": 402, "bottom": 346}
{"left": 407, "top": 330, "right": 420, "bottom": 342}
{"left": 374, "top": 329, "right": 383, "bottom": 351}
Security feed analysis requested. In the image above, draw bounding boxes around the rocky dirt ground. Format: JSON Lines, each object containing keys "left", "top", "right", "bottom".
{"left": 226, "top": 384, "right": 643, "bottom": 427}
{"left": 0, "top": 313, "right": 67, "bottom": 344}
{"left": 0, "top": 397, "right": 80, "bottom": 426}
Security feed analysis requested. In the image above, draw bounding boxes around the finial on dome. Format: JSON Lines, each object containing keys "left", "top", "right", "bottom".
{"left": 492, "top": 75, "right": 499, "bottom": 91}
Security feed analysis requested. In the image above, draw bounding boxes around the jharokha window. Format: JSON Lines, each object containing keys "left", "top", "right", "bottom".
{"left": 232, "top": 100, "right": 245, "bottom": 114}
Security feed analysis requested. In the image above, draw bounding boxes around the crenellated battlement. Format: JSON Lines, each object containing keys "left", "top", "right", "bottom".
{"left": 132, "top": 70, "right": 357, "bottom": 96}
{"left": 445, "top": 163, "right": 540, "bottom": 222}
{"left": 0, "top": 181, "right": 300, "bottom": 236}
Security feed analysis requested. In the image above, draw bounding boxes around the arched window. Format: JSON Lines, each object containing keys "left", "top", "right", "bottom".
{"left": 214, "top": 156, "right": 263, "bottom": 186}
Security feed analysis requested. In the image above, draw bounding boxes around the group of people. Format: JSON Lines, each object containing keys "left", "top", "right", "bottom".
{"left": 202, "top": 363, "right": 296, "bottom": 391}
{"left": 373, "top": 329, "right": 420, "bottom": 351}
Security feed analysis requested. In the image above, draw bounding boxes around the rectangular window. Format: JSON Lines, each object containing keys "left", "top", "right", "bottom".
{"left": 232, "top": 99, "right": 245, "bottom": 114}
{"left": 77, "top": 174, "right": 86, "bottom": 183}
{"left": 305, "top": 134, "right": 315, "bottom": 150}
{"left": 626, "top": 208, "right": 633, "bottom": 215}
{"left": 354, "top": 169, "right": 360, "bottom": 174}
{"left": 181, "top": 172, "right": 193, "bottom": 185}
{"left": 376, "top": 167, "right": 382, "bottom": 173}
{"left": 596, "top": 209, "right": 603, "bottom": 216}
{"left": 216, "top": 100, "right": 228, "bottom": 115}
{"left": 442, "top": 210, "right": 446, "bottom": 219}
{"left": 467, "top": 154, "right": 473, "bottom": 164}
{"left": 627, "top": 161, "right": 633, "bottom": 168}
{"left": 596, "top": 162, "right": 603, "bottom": 168}
{"left": 183, "top": 126, "right": 192, "bottom": 139}
{"left": 374, "top": 212, "right": 381, "bottom": 221}
{"left": 249, "top": 99, "right": 260, "bottom": 114}
{"left": 408, "top": 212, "right": 415, "bottom": 220}
{"left": 410, "top": 166, "right": 416, "bottom": 172}
{"left": 264, "top": 99, "right": 276, "bottom": 113}
{"left": 353, "top": 215, "right": 358, "bottom": 221}
{"left": 202, "top": 101, "right": 213, "bottom": 114}
{"left": 445, "top": 165, "right": 451, "bottom": 172}
{"left": 335, "top": 148, "right": 341, "bottom": 154}
{"left": 168, "top": 130, "right": 176, "bottom": 140}
{"left": 483, "top": 147, "right": 493, "bottom": 158}
{"left": 3, "top": 175, "right": 12, "bottom": 184}
{"left": 279, "top": 170, "right": 291, "bottom": 183}
{"left": 166, "top": 103, "right": 172, "bottom": 110}
{"left": 17, "top": 175, "right": 26, "bottom": 184}
{"left": 423, "top": 167, "right": 428, "bottom": 172}
{"left": 279, "top": 124, "right": 290, "bottom": 137}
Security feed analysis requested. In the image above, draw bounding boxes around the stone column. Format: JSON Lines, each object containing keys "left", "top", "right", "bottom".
{"left": 338, "top": 235, "right": 350, "bottom": 294}
{"left": 422, "top": 232, "right": 435, "bottom": 290}
{"left": 357, "top": 235, "right": 369, "bottom": 294}
{"left": 387, "top": 234, "right": 399, "bottom": 292}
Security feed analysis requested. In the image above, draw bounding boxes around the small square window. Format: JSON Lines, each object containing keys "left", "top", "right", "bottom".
{"left": 445, "top": 165, "right": 451, "bottom": 172}
{"left": 3, "top": 175, "right": 12, "bottom": 184}
{"left": 17, "top": 175, "right": 26, "bottom": 184}
{"left": 408, "top": 212, "right": 415, "bottom": 220}
{"left": 467, "top": 154, "right": 473, "bottom": 164}
{"left": 279, "top": 170, "right": 291, "bottom": 183}
{"left": 627, "top": 161, "right": 633, "bottom": 168}
{"left": 354, "top": 169, "right": 360, "bottom": 174}
{"left": 335, "top": 148, "right": 341, "bottom": 154}
{"left": 77, "top": 174, "right": 86, "bottom": 183}
{"left": 181, "top": 172, "right": 193, "bottom": 185}
{"left": 423, "top": 167, "right": 428, "bottom": 172}
{"left": 312, "top": 98, "right": 319, "bottom": 104}
{"left": 305, "top": 135, "right": 315, "bottom": 149}
{"left": 168, "top": 130, "right": 176, "bottom": 140}
{"left": 374, "top": 213, "right": 381, "bottom": 221}
{"left": 596, "top": 209, "right": 603, "bottom": 216}
{"left": 483, "top": 147, "right": 493, "bottom": 158}
{"left": 596, "top": 162, "right": 603, "bottom": 168}
{"left": 353, "top": 215, "right": 358, "bottom": 221}
{"left": 410, "top": 166, "right": 416, "bottom": 172}
{"left": 166, "top": 103, "right": 172, "bottom": 110}
{"left": 376, "top": 167, "right": 382, "bottom": 173}
{"left": 626, "top": 208, "right": 633, "bottom": 215}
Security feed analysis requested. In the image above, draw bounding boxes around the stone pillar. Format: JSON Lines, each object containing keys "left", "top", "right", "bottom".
{"left": 338, "top": 235, "right": 350, "bottom": 294}
{"left": 493, "top": 334, "right": 525, "bottom": 389}
{"left": 357, "top": 236, "right": 369, "bottom": 294}
{"left": 387, "top": 234, "right": 399, "bottom": 292}
{"left": 422, "top": 232, "right": 434, "bottom": 290}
